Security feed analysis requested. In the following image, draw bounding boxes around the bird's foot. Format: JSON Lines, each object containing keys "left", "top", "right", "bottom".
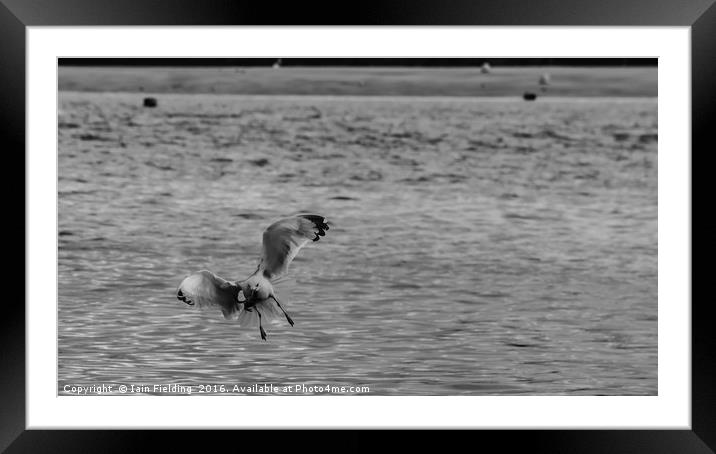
{"left": 260, "top": 326, "right": 267, "bottom": 341}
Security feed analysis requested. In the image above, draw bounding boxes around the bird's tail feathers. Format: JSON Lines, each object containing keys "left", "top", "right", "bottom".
{"left": 231, "top": 298, "right": 285, "bottom": 327}
{"left": 221, "top": 304, "right": 240, "bottom": 321}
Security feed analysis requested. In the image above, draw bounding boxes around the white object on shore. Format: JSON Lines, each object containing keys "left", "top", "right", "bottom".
{"left": 539, "top": 73, "right": 551, "bottom": 85}
{"left": 176, "top": 214, "right": 329, "bottom": 340}
{"left": 481, "top": 62, "right": 491, "bottom": 74}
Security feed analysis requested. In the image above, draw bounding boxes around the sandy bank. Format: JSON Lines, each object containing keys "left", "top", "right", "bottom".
{"left": 59, "top": 66, "right": 657, "bottom": 98}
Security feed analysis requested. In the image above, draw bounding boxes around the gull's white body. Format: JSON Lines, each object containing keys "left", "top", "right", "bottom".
{"left": 177, "top": 213, "right": 329, "bottom": 339}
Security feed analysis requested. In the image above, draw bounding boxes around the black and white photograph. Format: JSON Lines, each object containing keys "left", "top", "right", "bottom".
{"left": 56, "top": 58, "right": 658, "bottom": 397}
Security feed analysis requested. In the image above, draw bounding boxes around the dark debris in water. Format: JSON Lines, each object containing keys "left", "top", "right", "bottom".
{"left": 75, "top": 133, "right": 115, "bottom": 142}
{"left": 249, "top": 158, "right": 270, "bottom": 167}
{"left": 233, "top": 213, "right": 265, "bottom": 220}
{"left": 505, "top": 342, "right": 534, "bottom": 348}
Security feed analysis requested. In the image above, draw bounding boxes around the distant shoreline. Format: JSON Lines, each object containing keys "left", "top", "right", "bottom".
{"left": 59, "top": 66, "right": 658, "bottom": 98}
{"left": 60, "top": 92, "right": 658, "bottom": 103}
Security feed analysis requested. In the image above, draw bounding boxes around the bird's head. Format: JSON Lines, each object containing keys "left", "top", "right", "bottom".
{"left": 239, "top": 276, "right": 266, "bottom": 302}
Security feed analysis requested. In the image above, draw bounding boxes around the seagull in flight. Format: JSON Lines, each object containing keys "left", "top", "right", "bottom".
{"left": 176, "top": 213, "right": 330, "bottom": 340}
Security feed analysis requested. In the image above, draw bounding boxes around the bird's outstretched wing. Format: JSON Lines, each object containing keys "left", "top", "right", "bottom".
{"left": 259, "top": 214, "right": 329, "bottom": 280}
{"left": 177, "top": 270, "right": 240, "bottom": 320}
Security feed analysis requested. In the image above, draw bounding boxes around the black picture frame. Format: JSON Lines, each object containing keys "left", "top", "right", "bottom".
{"left": 5, "top": 0, "right": 712, "bottom": 451}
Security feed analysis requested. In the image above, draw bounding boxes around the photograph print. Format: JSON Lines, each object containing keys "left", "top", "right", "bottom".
{"left": 58, "top": 58, "right": 657, "bottom": 396}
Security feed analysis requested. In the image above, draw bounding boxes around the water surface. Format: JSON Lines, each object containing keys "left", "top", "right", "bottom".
{"left": 58, "top": 93, "right": 657, "bottom": 395}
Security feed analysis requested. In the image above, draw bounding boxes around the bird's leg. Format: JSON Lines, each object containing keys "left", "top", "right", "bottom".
{"left": 270, "top": 294, "right": 294, "bottom": 327}
{"left": 255, "top": 307, "right": 267, "bottom": 341}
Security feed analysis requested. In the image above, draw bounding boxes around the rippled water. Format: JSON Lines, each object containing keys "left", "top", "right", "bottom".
{"left": 58, "top": 93, "right": 657, "bottom": 395}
